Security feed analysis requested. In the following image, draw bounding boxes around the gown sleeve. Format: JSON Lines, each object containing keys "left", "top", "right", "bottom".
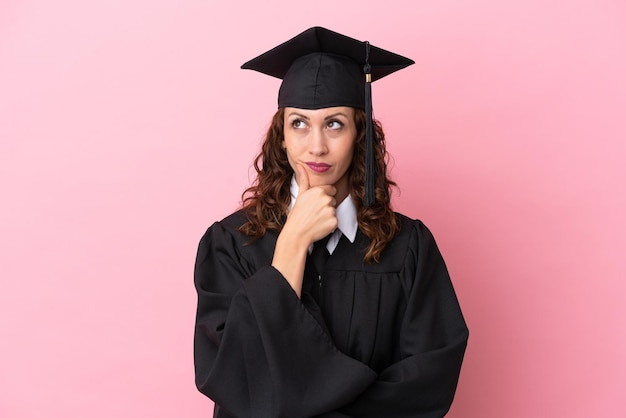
{"left": 315, "top": 220, "right": 469, "bottom": 418}
{"left": 193, "top": 220, "right": 377, "bottom": 418}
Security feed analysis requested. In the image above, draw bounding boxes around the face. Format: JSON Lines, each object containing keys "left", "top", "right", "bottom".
{"left": 283, "top": 106, "right": 357, "bottom": 202}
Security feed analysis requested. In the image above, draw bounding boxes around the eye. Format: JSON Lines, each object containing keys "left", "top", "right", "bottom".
{"left": 327, "top": 120, "right": 344, "bottom": 130}
{"left": 291, "top": 119, "right": 307, "bottom": 129}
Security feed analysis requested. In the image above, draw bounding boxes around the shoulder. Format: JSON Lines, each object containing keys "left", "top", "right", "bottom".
{"left": 389, "top": 213, "right": 451, "bottom": 293}
{"left": 394, "top": 212, "right": 448, "bottom": 275}
{"left": 217, "top": 209, "right": 250, "bottom": 232}
{"left": 204, "top": 209, "right": 248, "bottom": 234}
{"left": 393, "top": 212, "right": 438, "bottom": 249}
{"left": 197, "top": 209, "right": 249, "bottom": 250}
{"left": 360, "top": 213, "right": 433, "bottom": 273}
{"left": 377, "top": 213, "right": 444, "bottom": 268}
{"left": 197, "top": 209, "right": 277, "bottom": 268}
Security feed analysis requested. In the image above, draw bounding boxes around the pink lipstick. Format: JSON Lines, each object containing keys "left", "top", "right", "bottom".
{"left": 306, "top": 162, "right": 331, "bottom": 173}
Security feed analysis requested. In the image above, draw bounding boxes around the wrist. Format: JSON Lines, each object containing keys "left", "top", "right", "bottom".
{"left": 278, "top": 224, "right": 312, "bottom": 253}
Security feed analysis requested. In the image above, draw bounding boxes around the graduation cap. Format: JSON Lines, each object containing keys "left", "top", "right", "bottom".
{"left": 242, "top": 26, "right": 414, "bottom": 206}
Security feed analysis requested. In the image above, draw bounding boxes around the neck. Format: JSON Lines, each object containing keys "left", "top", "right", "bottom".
{"left": 333, "top": 178, "right": 350, "bottom": 205}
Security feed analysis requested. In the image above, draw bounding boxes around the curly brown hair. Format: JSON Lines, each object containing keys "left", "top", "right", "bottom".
{"left": 239, "top": 108, "right": 399, "bottom": 263}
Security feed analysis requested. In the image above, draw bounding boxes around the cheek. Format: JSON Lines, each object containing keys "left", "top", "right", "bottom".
{"left": 283, "top": 135, "right": 304, "bottom": 155}
{"left": 340, "top": 139, "right": 356, "bottom": 166}
{"left": 344, "top": 148, "right": 355, "bottom": 167}
{"left": 282, "top": 132, "right": 294, "bottom": 150}
{"left": 282, "top": 140, "right": 298, "bottom": 166}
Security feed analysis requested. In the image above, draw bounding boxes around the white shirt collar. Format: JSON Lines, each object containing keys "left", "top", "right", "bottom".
{"left": 289, "top": 176, "right": 358, "bottom": 254}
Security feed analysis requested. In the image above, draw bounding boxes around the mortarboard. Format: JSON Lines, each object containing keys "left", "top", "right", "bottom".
{"left": 242, "top": 26, "right": 414, "bottom": 206}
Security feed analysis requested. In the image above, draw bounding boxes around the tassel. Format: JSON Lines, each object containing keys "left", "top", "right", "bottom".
{"left": 364, "top": 41, "right": 375, "bottom": 207}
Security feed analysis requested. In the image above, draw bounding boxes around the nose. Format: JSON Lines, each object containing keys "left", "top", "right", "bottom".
{"left": 309, "top": 127, "right": 328, "bottom": 156}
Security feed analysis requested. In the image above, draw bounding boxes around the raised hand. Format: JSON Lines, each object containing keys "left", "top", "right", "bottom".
{"left": 271, "top": 164, "right": 338, "bottom": 297}
{"left": 287, "top": 164, "right": 338, "bottom": 244}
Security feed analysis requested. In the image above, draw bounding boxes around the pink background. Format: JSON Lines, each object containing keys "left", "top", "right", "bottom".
{"left": 1, "top": 0, "right": 625, "bottom": 417}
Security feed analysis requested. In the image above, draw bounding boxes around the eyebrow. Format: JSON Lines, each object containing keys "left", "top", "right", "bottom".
{"left": 286, "top": 111, "right": 349, "bottom": 120}
{"left": 286, "top": 111, "right": 310, "bottom": 120}
{"left": 324, "top": 112, "right": 349, "bottom": 120}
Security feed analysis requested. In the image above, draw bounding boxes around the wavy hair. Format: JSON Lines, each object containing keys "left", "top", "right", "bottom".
{"left": 239, "top": 108, "right": 399, "bottom": 263}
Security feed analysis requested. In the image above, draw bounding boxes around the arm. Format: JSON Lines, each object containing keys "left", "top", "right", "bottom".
{"left": 316, "top": 221, "right": 469, "bottom": 418}
{"left": 272, "top": 164, "right": 337, "bottom": 297}
{"left": 194, "top": 222, "right": 377, "bottom": 418}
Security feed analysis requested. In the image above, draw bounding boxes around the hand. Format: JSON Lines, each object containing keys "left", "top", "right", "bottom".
{"left": 271, "top": 164, "right": 338, "bottom": 297}
{"left": 285, "top": 163, "right": 338, "bottom": 246}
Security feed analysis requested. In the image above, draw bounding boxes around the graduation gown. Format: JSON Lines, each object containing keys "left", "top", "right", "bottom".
{"left": 194, "top": 210, "right": 468, "bottom": 418}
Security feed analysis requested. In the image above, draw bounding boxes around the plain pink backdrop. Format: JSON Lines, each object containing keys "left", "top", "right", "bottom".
{"left": 1, "top": 0, "right": 625, "bottom": 417}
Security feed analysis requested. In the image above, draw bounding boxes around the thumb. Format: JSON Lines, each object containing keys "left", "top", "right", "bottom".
{"left": 295, "top": 164, "right": 310, "bottom": 192}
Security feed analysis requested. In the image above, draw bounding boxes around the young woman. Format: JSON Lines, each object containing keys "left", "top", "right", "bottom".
{"left": 194, "top": 27, "right": 468, "bottom": 418}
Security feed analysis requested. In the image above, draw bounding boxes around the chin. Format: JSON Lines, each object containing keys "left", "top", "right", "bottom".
{"left": 314, "top": 178, "right": 337, "bottom": 187}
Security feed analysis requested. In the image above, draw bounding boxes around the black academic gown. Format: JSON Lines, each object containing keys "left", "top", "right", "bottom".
{"left": 194, "top": 210, "right": 468, "bottom": 418}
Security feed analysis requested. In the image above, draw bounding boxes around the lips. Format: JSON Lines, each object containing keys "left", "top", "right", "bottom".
{"left": 306, "top": 162, "right": 331, "bottom": 173}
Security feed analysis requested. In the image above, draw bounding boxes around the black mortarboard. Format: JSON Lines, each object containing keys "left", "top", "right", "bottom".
{"left": 242, "top": 26, "right": 414, "bottom": 206}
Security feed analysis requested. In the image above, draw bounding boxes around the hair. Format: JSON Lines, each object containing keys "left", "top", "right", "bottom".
{"left": 239, "top": 108, "right": 399, "bottom": 263}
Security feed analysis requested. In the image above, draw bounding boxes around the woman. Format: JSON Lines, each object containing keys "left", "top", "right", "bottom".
{"left": 194, "top": 27, "right": 468, "bottom": 418}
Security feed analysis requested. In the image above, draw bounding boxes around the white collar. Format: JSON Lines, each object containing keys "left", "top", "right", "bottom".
{"left": 289, "top": 176, "right": 358, "bottom": 254}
